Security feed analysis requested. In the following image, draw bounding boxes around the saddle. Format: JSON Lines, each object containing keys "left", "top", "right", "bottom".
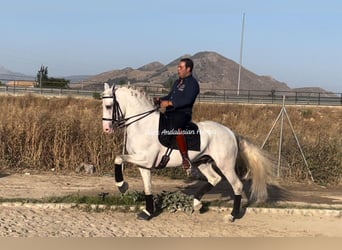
{"left": 158, "top": 113, "right": 201, "bottom": 152}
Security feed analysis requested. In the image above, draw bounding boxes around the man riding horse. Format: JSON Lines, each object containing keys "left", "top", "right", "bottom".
{"left": 154, "top": 58, "right": 199, "bottom": 170}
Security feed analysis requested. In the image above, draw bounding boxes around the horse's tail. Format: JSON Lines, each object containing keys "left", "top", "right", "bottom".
{"left": 236, "top": 135, "right": 276, "bottom": 202}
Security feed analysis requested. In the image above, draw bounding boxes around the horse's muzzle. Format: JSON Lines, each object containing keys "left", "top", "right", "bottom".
{"left": 103, "top": 127, "right": 113, "bottom": 134}
{"left": 103, "top": 122, "right": 113, "bottom": 134}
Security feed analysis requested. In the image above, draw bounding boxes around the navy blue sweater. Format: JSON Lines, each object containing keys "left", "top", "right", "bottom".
{"left": 160, "top": 75, "right": 199, "bottom": 115}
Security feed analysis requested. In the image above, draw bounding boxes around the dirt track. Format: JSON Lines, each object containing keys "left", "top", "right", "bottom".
{"left": 1, "top": 173, "right": 342, "bottom": 237}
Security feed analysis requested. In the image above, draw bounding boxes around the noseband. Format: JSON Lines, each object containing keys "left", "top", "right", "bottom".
{"left": 102, "top": 88, "right": 125, "bottom": 128}
{"left": 102, "top": 88, "right": 158, "bottom": 128}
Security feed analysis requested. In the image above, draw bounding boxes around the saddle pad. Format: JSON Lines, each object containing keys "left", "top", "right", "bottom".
{"left": 158, "top": 113, "right": 201, "bottom": 151}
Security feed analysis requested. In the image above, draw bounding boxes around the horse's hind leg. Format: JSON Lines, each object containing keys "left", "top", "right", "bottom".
{"left": 194, "top": 163, "right": 222, "bottom": 211}
{"left": 220, "top": 160, "right": 244, "bottom": 222}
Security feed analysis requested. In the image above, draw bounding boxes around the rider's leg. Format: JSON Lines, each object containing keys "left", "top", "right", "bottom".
{"left": 170, "top": 111, "right": 191, "bottom": 170}
{"left": 176, "top": 129, "right": 191, "bottom": 169}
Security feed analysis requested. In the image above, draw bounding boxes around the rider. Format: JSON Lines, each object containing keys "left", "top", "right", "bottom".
{"left": 155, "top": 58, "right": 200, "bottom": 170}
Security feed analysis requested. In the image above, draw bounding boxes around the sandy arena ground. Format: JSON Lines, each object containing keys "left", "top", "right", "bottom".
{"left": 0, "top": 172, "right": 342, "bottom": 237}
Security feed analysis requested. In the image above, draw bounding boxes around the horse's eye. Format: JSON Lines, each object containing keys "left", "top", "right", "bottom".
{"left": 105, "top": 105, "right": 112, "bottom": 109}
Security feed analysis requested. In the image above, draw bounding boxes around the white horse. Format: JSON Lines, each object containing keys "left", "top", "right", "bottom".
{"left": 102, "top": 83, "right": 275, "bottom": 221}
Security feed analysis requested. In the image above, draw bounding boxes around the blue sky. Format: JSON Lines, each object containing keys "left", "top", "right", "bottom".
{"left": 1, "top": 0, "right": 341, "bottom": 92}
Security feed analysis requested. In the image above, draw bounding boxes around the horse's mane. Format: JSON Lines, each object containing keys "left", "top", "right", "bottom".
{"left": 117, "top": 85, "right": 155, "bottom": 106}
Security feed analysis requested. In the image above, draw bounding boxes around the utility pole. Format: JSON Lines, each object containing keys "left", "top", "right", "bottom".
{"left": 237, "top": 13, "right": 245, "bottom": 96}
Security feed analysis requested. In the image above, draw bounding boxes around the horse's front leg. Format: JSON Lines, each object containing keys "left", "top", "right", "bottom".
{"left": 114, "top": 153, "right": 158, "bottom": 221}
{"left": 113, "top": 156, "right": 128, "bottom": 194}
{"left": 136, "top": 168, "right": 156, "bottom": 221}
{"left": 113, "top": 153, "right": 152, "bottom": 194}
{"left": 114, "top": 163, "right": 129, "bottom": 194}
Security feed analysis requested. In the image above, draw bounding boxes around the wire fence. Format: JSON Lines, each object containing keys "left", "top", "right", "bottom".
{"left": 0, "top": 81, "right": 341, "bottom": 106}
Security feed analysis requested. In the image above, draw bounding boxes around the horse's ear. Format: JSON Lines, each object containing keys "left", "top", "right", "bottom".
{"left": 104, "top": 82, "right": 111, "bottom": 90}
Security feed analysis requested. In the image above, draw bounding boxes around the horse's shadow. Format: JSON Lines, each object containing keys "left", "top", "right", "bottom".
{"left": 0, "top": 173, "right": 10, "bottom": 178}
{"left": 178, "top": 178, "right": 290, "bottom": 220}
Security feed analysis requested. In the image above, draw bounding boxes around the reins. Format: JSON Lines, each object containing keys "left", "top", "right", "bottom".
{"left": 102, "top": 88, "right": 158, "bottom": 129}
{"left": 116, "top": 108, "right": 158, "bottom": 128}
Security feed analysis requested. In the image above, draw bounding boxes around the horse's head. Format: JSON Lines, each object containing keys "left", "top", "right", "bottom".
{"left": 102, "top": 82, "right": 156, "bottom": 133}
{"left": 102, "top": 83, "right": 124, "bottom": 133}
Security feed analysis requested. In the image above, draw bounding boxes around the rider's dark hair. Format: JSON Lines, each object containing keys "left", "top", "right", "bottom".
{"left": 180, "top": 58, "right": 194, "bottom": 72}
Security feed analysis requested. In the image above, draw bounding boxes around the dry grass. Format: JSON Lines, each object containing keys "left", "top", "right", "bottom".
{"left": 194, "top": 103, "right": 342, "bottom": 184}
{"left": 0, "top": 95, "right": 341, "bottom": 185}
{"left": 0, "top": 95, "right": 122, "bottom": 173}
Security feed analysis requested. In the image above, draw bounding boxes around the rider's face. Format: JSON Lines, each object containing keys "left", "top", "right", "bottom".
{"left": 177, "top": 61, "right": 191, "bottom": 79}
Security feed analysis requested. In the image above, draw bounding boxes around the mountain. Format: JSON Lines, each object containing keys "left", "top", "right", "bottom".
{"left": 64, "top": 75, "right": 93, "bottom": 84}
{"left": 190, "top": 51, "right": 291, "bottom": 91}
{"left": 79, "top": 51, "right": 293, "bottom": 92}
{"left": 2, "top": 53, "right": 333, "bottom": 93}
{"left": 292, "top": 87, "right": 337, "bottom": 97}
{"left": 0, "top": 65, "right": 91, "bottom": 84}
{"left": 138, "top": 61, "right": 164, "bottom": 71}
{"left": 0, "top": 65, "right": 35, "bottom": 81}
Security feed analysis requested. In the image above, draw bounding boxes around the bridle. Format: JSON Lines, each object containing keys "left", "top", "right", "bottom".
{"left": 102, "top": 87, "right": 158, "bottom": 128}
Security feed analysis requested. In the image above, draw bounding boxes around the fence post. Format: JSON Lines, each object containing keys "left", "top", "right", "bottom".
{"left": 39, "top": 71, "right": 42, "bottom": 94}
{"left": 271, "top": 90, "right": 275, "bottom": 104}
{"left": 295, "top": 92, "right": 298, "bottom": 104}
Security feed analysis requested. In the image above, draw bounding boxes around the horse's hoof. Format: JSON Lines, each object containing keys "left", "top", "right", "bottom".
{"left": 193, "top": 199, "right": 203, "bottom": 211}
{"left": 137, "top": 209, "right": 153, "bottom": 221}
{"left": 118, "top": 181, "right": 129, "bottom": 194}
{"left": 226, "top": 214, "right": 236, "bottom": 222}
{"left": 229, "top": 215, "right": 236, "bottom": 222}
{"left": 193, "top": 203, "right": 203, "bottom": 211}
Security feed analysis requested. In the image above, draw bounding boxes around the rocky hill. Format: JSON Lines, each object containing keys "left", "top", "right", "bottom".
{"left": 190, "top": 51, "right": 291, "bottom": 91}
{"left": 0, "top": 65, "right": 35, "bottom": 81}
{"left": 74, "top": 51, "right": 334, "bottom": 92}
{"left": 80, "top": 51, "right": 292, "bottom": 92}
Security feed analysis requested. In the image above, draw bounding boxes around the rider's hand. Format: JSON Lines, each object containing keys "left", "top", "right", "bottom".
{"left": 153, "top": 97, "right": 161, "bottom": 107}
{"left": 160, "top": 100, "right": 172, "bottom": 108}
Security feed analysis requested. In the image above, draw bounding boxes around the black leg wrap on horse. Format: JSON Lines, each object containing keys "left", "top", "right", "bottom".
{"left": 145, "top": 194, "right": 155, "bottom": 215}
{"left": 114, "top": 164, "right": 124, "bottom": 183}
{"left": 231, "top": 195, "right": 242, "bottom": 218}
{"left": 194, "top": 182, "right": 214, "bottom": 201}
{"left": 138, "top": 194, "right": 155, "bottom": 221}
